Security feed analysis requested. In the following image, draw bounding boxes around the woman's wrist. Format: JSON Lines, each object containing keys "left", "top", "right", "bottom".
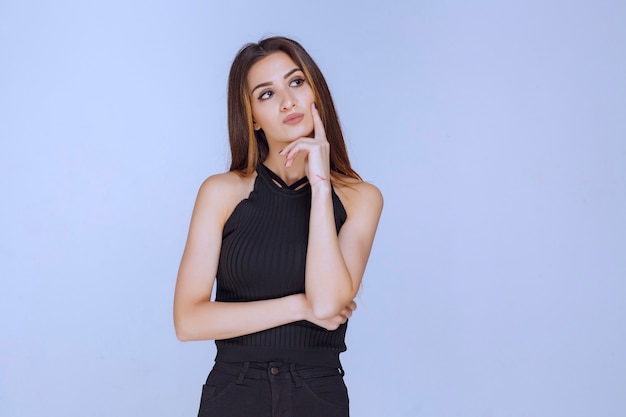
{"left": 310, "top": 175, "right": 332, "bottom": 196}
{"left": 288, "top": 293, "right": 310, "bottom": 322}
{"left": 310, "top": 174, "right": 328, "bottom": 187}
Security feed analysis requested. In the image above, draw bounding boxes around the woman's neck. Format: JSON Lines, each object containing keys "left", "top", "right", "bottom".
{"left": 262, "top": 152, "right": 307, "bottom": 186}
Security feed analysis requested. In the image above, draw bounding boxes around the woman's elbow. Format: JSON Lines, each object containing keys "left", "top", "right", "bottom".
{"left": 173, "top": 310, "right": 201, "bottom": 342}
{"left": 310, "top": 289, "right": 356, "bottom": 320}
{"left": 174, "top": 318, "right": 193, "bottom": 342}
{"left": 311, "top": 301, "right": 343, "bottom": 321}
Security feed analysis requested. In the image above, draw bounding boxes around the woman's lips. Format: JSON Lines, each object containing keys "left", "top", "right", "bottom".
{"left": 283, "top": 113, "right": 305, "bottom": 125}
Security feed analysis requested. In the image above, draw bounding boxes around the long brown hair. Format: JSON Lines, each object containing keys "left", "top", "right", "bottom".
{"left": 227, "top": 36, "right": 360, "bottom": 181}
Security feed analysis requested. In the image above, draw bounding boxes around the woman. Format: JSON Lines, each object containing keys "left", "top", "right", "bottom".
{"left": 174, "top": 36, "right": 383, "bottom": 417}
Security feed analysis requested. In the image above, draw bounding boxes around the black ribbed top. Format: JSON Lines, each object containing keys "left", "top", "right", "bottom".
{"left": 214, "top": 163, "right": 348, "bottom": 367}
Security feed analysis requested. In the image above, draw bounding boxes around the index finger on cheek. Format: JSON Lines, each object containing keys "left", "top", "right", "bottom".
{"left": 311, "top": 103, "right": 325, "bottom": 132}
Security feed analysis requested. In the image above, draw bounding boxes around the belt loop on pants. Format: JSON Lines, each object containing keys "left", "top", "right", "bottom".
{"left": 236, "top": 362, "right": 250, "bottom": 384}
{"left": 289, "top": 363, "right": 302, "bottom": 387}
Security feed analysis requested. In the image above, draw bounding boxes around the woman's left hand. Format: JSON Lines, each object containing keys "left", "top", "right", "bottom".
{"left": 279, "top": 103, "right": 331, "bottom": 186}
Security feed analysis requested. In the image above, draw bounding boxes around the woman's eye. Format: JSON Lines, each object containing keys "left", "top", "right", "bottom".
{"left": 290, "top": 78, "right": 305, "bottom": 87}
{"left": 259, "top": 90, "right": 273, "bottom": 100}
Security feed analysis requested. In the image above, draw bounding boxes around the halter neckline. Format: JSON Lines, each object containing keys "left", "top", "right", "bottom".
{"left": 257, "top": 164, "right": 310, "bottom": 193}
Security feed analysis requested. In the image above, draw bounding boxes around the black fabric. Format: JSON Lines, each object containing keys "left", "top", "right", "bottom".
{"left": 198, "top": 362, "right": 349, "bottom": 417}
{"left": 214, "top": 164, "right": 348, "bottom": 367}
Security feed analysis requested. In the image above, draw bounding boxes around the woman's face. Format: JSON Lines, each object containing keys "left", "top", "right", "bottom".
{"left": 247, "top": 52, "right": 315, "bottom": 145}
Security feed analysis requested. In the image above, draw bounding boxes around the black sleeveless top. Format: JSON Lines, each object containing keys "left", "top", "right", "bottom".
{"left": 214, "top": 163, "right": 348, "bottom": 367}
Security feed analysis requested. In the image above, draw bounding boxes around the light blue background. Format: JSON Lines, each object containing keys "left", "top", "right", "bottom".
{"left": 1, "top": 1, "right": 625, "bottom": 416}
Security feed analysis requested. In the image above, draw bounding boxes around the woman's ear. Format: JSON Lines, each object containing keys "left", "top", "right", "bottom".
{"left": 253, "top": 120, "right": 261, "bottom": 131}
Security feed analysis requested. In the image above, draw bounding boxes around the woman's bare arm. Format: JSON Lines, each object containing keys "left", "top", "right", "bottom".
{"left": 173, "top": 173, "right": 354, "bottom": 341}
{"left": 280, "top": 104, "right": 384, "bottom": 320}
{"left": 305, "top": 179, "right": 383, "bottom": 319}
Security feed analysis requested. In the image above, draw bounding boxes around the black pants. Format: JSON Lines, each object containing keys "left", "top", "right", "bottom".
{"left": 197, "top": 361, "right": 349, "bottom": 417}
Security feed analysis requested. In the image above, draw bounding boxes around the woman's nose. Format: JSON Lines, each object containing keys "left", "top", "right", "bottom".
{"left": 281, "top": 92, "right": 296, "bottom": 111}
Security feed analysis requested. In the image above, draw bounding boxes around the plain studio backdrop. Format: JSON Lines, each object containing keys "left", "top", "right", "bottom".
{"left": 1, "top": 1, "right": 625, "bottom": 416}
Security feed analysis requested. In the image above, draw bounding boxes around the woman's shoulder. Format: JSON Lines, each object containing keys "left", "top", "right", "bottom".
{"left": 333, "top": 174, "right": 384, "bottom": 214}
{"left": 200, "top": 170, "right": 253, "bottom": 192}
{"left": 196, "top": 171, "right": 257, "bottom": 218}
{"left": 200, "top": 171, "right": 256, "bottom": 194}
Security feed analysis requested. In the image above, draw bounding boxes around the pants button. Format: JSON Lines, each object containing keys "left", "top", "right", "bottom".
{"left": 270, "top": 367, "right": 279, "bottom": 375}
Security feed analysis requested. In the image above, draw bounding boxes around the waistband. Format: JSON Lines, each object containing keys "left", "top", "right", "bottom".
{"left": 212, "top": 361, "right": 345, "bottom": 386}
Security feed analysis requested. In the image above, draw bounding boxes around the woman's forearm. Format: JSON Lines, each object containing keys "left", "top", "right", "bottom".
{"left": 174, "top": 294, "right": 306, "bottom": 341}
{"left": 305, "top": 182, "right": 355, "bottom": 319}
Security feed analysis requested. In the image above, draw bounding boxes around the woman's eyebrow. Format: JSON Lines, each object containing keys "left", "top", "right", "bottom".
{"left": 250, "top": 68, "right": 303, "bottom": 95}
